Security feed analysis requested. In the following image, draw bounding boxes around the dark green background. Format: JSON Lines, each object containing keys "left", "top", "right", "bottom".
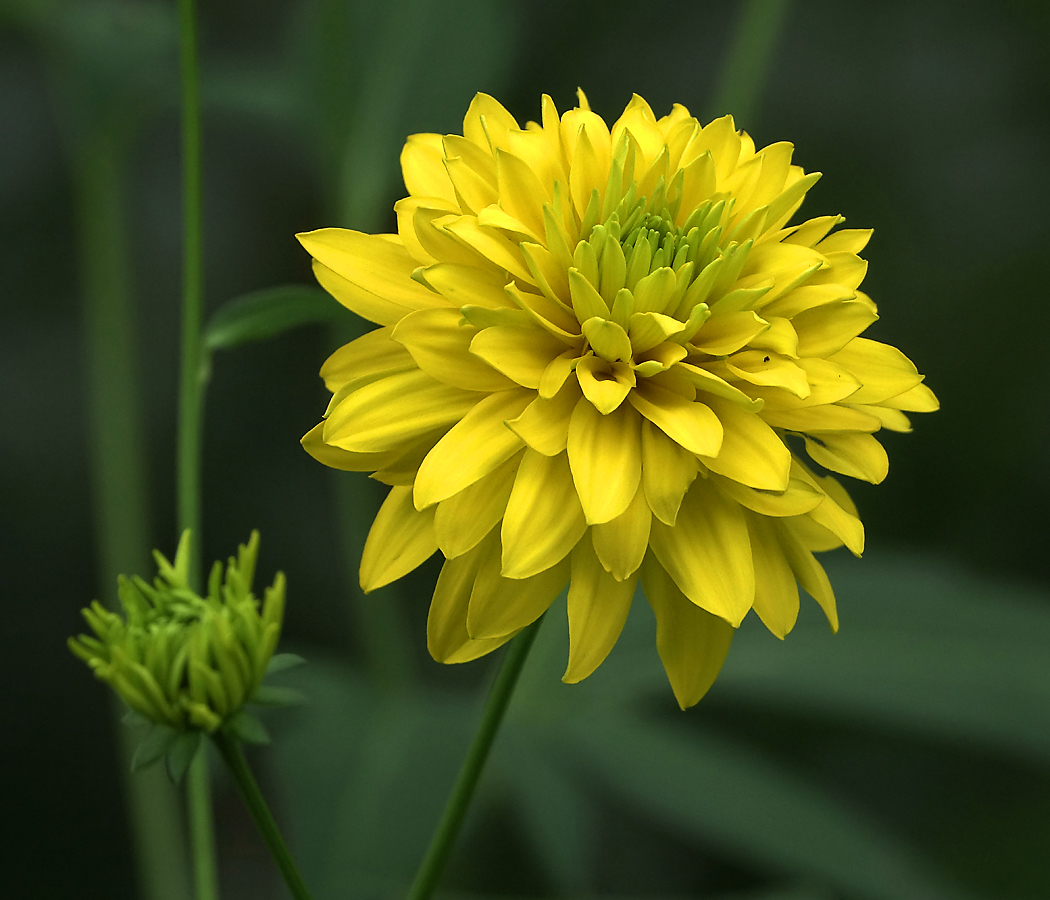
{"left": 3, "top": 0, "right": 1049, "bottom": 898}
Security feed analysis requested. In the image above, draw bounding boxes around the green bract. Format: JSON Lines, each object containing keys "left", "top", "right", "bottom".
{"left": 70, "top": 530, "right": 292, "bottom": 736}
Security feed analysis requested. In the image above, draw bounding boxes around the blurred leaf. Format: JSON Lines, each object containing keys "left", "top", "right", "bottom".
{"left": 203, "top": 285, "right": 343, "bottom": 351}
{"left": 131, "top": 724, "right": 178, "bottom": 771}
{"left": 164, "top": 731, "right": 201, "bottom": 785}
{"left": 562, "top": 713, "right": 970, "bottom": 900}
{"left": 497, "top": 727, "right": 597, "bottom": 894}
{"left": 225, "top": 709, "right": 270, "bottom": 746}
{"left": 267, "top": 652, "right": 307, "bottom": 675}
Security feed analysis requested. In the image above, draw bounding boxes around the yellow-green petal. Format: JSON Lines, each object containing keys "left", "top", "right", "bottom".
{"left": 360, "top": 486, "right": 437, "bottom": 592}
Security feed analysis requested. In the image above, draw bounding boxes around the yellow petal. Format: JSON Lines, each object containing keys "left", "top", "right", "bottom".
{"left": 762, "top": 283, "right": 854, "bottom": 319}
{"left": 746, "top": 514, "right": 800, "bottom": 639}
{"left": 318, "top": 326, "right": 414, "bottom": 393}
{"left": 301, "top": 422, "right": 399, "bottom": 473}
{"left": 804, "top": 432, "right": 888, "bottom": 484}
{"left": 882, "top": 382, "right": 939, "bottom": 413}
{"left": 413, "top": 389, "right": 531, "bottom": 509}
{"left": 777, "top": 521, "right": 839, "bottom": 631}
{"left": 641, "top": 557, "right": 735, "bottom": 709}
{"left": 506, "top": 378, "right": 581, "bottom": 456}
{"left": 427, "top": 535, "right": 517, "bottom": 663}
{"left": 711, "top": 472, "right": 822, "bottom": 517}
{"left": 724, "top": 351, "right": 811, "bottom": 398}
{"left": 701, "top": 396, "right": 790, "bottom": 491}
{"left": 648, "top": 477, "right": 755, "bottom": 626}
{"left": 360, "top": 486, "right": 437, "bottom": 591}
{"left": 444, "top": 155, "right": 497, "bottom": 213}
{"left": 677, "top": 363, "right": 763, "bottom": 410}
{"left": 577, "top": 354, "right": 634, "bottom": 414}
{"left": 392, "top": 308, "right": 517, "bottom": 392}
{"left": 463, "top": 92, "right": 519, "bottom": 152}
{"left": 814, "top": 227, "right": 873, "bottom": 255}
{"left": 444, "top": 216, "right": 535, "bottom": 284}
{"left": 539, "top": 349, "right": 578, "bottom": 399}
{"left": 591, "top": 484, "right": 651, "bottom": 580}
{"left": 501, "top": 450, "right": 587, "bottom": 579}
{"left": 400, "top": 132, "right": 456, "bottom": 203}
{"left": 563, "top": 540, "right": 637, "bottom": 683}
{"left": 808, "top": 250, "right": 868, "bottom": 291}
{"left": 467, "top": 542, "right": 568, "bottom": 640}
{"left": 792, "top": 299, "right": 878, "bottom": 357}
{"left": 760, "top": 404, "right": 881, "bottom": 433}
{"left": 496, "top": 149, "right": 549, "bottom": 238}
{"left": 691, "top": 310, "right": 769, "bottom": 355}
{"left": 829, "top": 337, "right": 924, "bottom": 404}
{"left": 324, "top": 369, "right": 478, "bottom": 452}
{"left": 629, "top": 312, "right": 685, "bottom": 354}
{"left": 628, "top": 382, "right": 722, "bottom": 457}
{"left": 470, "top": 324, "right": 569, "bottom": 389}
{"left": 420, "top": 262, "right": 514, "bottom": 309}
{"left": 311, "top": 260, "right": 411, "bottom": 326}
{"left": 582, "top": 316, "right": 632, "bottom": 363}
{"left": 434, "top": 452, "right": 521, "bottom": 559}
{"left": 640, "top": 419, "right": 700, "bottom": 526}
{"left": 298, "top": 230, "right": 445, "bottom": 311}
{"left": 567, "top": 399, "right": 642, "bottom": 525}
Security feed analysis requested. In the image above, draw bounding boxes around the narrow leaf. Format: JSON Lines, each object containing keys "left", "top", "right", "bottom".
{"left": 203, "top": 286, "right": 342, "bottom": 351}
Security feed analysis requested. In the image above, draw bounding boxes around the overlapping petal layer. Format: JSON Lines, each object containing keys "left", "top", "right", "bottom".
{"left": 299, "top": 91, "right": 937, "bottom": 708}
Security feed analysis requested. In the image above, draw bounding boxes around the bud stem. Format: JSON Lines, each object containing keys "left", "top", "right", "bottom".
{"left": 406, "top": 614, "right": 546, "bottom": 900}
{"left": 211, "top": 732, "right": 315, "bottom": 900}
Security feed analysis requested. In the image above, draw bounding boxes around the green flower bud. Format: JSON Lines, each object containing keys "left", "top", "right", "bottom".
{"left": 70, "top": 530, "right": 295, "bottom": 738}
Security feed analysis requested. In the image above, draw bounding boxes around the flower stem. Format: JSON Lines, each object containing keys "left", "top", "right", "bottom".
{"left": 74, "top": 112, "right": 193, "bottom": 900}
{"left": 406, "top": 615, "right": 546, "bottom": 900}
{"left": 176, "top": 0, "right": 217, "bottom": 897}
{"left": 212, "top": 732, "right": 315, "bottom": 900}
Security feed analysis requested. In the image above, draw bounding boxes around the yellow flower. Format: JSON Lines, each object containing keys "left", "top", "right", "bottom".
{"left": 298, "top": 91, "right": 937, "bottom": 708}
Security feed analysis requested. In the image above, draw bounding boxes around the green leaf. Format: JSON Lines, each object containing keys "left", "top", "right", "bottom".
{"left": 122, "top": 709, "right": 150, "bottom": 730}
{"left": 165, "top": 731, "right": 202, "bottom": 785}
{"left": 250, "top": 685, "right": 306, "bottom": 707}
{"left": 565, "top": 713, "right": 969, "bottom": 900}
{"left": 131, "top": 725, "right": 178, "bottom": 771}
{"left": 266, "top": 652, "right": 307, "bottom": 675}
{"left": 226, "top": 710, "right": 271, "bottom": 745}
{"left": 203, "top": 286, "right": 343, "bottom": 351}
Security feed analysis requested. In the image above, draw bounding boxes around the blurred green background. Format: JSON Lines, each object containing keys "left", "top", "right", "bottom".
{"left": 3, "top": 0, "right": 1050, "bottom": 898}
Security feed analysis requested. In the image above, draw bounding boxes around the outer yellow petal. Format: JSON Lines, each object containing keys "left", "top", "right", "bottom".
{"left": 360, "top": 486, "right": 437, "bottom": 591}
{"left": 301, "top": 422, "right": 398, "bottom": 473}
{"left": 421, "top": 262, "right": 515, "bottom": 309}
{"left": 639, "top": 419, "right": 699, "bottom": 526}
{"left": 691, "top": 311, "right": 769, "bottom": 355}
{"left": 648, "top": 478, "right": 755, "bottom": 626}
{"left": 433, "top": 452, "right": 521, "bottom": 559}
{"left": 401, "top": 133, "right": 456, "bottom": 204}
{"left": 563, "top": 540, "right": 637, "bottom": 684}
{"left": 567, "top": 399, "right": 642, "bottom": 525}
{"left": 746, "top": 514, "right": 800, "bottom": 639}
{"left": 792, "top": 299, "right": 878, "bottom": 357}
{"left": 777, "top": 520, "right": 839, "bottom": 631}
{"left": 591, "top": 484, "right": 651, "bottom": 580}
{"left": 324, "top": 369, "right": 478, "bottom": 452}
{"left": 392, "top": 308, "right": 517, "bottom": 392}
{"left": 804, "top": 432, "right": 889, "bottom": 484}
{"left": 311, "top": 260, "right": 411, "bottom": 326}
{"left": 298, "top": 230, "right": 446, "bottom": 312}
{"left": 501, "top": 450, "right": 587, "bottom": 579}
{"left": 641, "top": 557, "right": 735, "bottom": 709}
{"left": 882, "top": 382, "right": 939, "bottom": 412}
{"left": 628, "top": 382, "right": 723, "bottom": 457}
{"left": 413, "top": 389, "right": 531, "bottom": 509}
{"left": 319, "top": 326, "right": 414, "bottom": 393}
{"left": 701, "top": 396, "right": 790, "bottom": 491}
{"left": 467, "top": 539, "right": 568, "bottom": 640}
{"left": 829, "top": 337, "right": 923, "bottom": 404}
{"left": 711, "top": 471, "right": 822, "bottom": 517}
{"left": 427, "top": 536, "right": 517, "bottom": 663}
{"left": 463, "top": 92, "right": 520, "bottom": 152}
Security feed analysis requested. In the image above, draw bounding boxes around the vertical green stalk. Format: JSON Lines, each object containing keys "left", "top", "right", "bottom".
{"left": 708, "top": 0, "right": 791, "bottom": 125}
{"left": 406, "top": 615, "right": 546, "bottom": 900}
{"left": 176, "top": 0, "right": 218, "bottom": 898}
{"left": 76, "top": 120, "right": 193, "bottom": 900}
{"left": 212, "top": 733, "right": 316, "bottom": 900}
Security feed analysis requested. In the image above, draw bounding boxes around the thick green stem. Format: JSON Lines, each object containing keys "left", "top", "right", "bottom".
{"left": 212, "top": 733, "right": 316, "bottom": 900}
{"left": 708, "top": 0, "right": 791, "bottom": 125}
{"left": 76, "top": 115, "right": 193, "bottom": 900}
{"left": 407, "top": 616, "right": 545, "bottom": 900}
{"left": 176, "top": 0, "right": 217, "bottom": 897}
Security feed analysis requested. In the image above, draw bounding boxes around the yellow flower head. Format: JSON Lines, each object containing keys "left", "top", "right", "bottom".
{"left": 298, "top": 91, "right": 937, "bottom": 708}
